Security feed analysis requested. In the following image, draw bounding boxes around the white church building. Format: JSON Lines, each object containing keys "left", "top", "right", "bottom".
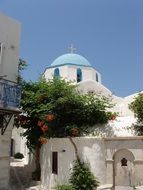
{"left": 39, "top": 48, "right": 143, "bottom": 190}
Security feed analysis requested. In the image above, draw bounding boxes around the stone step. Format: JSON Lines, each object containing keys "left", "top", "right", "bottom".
{"left": 25, "top": 186, "right": 42, "bottom": 190}
{"left": 115, "top": 186, "right": 134, "bottom": 190}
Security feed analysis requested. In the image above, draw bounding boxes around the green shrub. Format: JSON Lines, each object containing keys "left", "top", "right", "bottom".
{"left": 69, "top": 159, "right": 99, "bottom": 190}
{"left": 14, "top": 152, "right": 24, "bottom": 159}
{"left": 55, "top": 184, "right": 74, "bottom": 190}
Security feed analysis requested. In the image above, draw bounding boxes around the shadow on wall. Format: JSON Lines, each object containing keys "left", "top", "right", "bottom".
{"left": 80, "top": 138, "right": 106, "bottom": 184}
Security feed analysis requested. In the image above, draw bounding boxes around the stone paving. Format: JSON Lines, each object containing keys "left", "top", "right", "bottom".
{"left": 9, "top": 158, "right": 41, "bottom": 190}
{"left": 9, "top": 159, "right": 29, "bottom": 190}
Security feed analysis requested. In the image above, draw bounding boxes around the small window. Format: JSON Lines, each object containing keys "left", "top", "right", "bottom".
{"left": 121, "top": 158, "right": 127, "bottom": 166}
{"left": 54, "top": 68, "right": 60, "bottom": 78}
{"left": 77, "top": 68, "right": 82, "bottom": 83}
{"left": 96, "top": 73, "right": 98, "bottom": 82}
{"left": 52, "top": 152, "right": 58, "bottom": 174}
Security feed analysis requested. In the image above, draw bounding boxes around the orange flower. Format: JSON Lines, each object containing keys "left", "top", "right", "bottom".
{"left": 39, "top": 137, "right": 47, "bottom": 144}
{"left": 37, "top": 120, "right": 44, "bottom": 127}
{"left": 45, "top": 114, "right": 55, "bottom": 122}
{"left": 41, "top": 124, "right": 48, "bottom": 132}
{"left": 111, "top": 116, "right": 116, "bottom": 120}
{"left": 71, "top": 128, "right": 79, "bottom": 136}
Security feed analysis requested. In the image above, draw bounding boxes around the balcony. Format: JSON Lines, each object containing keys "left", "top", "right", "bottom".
{"left": 0, "top": 79, "right": 21, "bottom": 111}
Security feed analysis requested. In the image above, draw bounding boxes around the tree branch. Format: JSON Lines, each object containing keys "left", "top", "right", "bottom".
{"left": 68, "top": 136, "right": 80, "bottom": 160}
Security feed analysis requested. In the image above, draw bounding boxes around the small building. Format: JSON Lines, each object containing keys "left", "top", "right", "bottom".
{"left": 0, "top": 12, "right": 21, "bottom": 190}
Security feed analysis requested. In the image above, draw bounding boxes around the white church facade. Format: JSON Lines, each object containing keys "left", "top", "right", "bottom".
{"left": 40, "top": 49, "right": 143, "bottom": 190}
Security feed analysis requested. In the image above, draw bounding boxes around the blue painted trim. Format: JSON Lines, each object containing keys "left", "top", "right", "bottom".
{"left": 43, "top": 63, "right": 95, "bottom": 73}
{"left": 42, "top": 64, "right": 97, "bottom": 79}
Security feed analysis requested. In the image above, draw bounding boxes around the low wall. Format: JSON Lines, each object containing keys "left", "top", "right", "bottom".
{"left": 40, "top": 137, "right": 106, "bottom": 190}
{"left": 40, "top": 136, "right": 143, "bottom": 190}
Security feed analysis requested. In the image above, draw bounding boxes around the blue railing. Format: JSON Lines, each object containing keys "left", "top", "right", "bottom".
{"left": 0, "top": 79, "right": 21, "bottom": 109}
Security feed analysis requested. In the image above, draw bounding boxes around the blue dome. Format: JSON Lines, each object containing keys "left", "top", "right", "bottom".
{"left": 51, "top": 53, "right": 91, "bottom": 67}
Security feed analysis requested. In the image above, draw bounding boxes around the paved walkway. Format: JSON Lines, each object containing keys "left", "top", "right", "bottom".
{"left": 9, "top": 158, "right": 41, "bottom": 190}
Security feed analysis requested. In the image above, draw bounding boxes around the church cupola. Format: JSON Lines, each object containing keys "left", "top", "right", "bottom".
{"left": 43, "top": 45, "right": 102, "bottom": 84}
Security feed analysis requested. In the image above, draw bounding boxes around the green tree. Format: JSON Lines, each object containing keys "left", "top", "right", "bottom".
{"left": 17, "top": 58, "right": 27, "bottom": 84}
{"left": 17, "top": 78, "right": 114, "bottom": 150}
{"left": 15, "top": 78, "right": 115, "bottom": 180}
{"left": 69, "top": 159, "right": 99, "bottom": 190}
{"left": 129, "top": 93, "right": 143, "bottom": 135}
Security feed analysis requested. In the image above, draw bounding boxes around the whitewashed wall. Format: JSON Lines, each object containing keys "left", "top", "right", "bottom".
{"left": 11, "top": 128, "right": 29, "bottom": 164}
{"left": 77, "top": 80, "right": 112, "bottom": 96}
{"left": 41, "top": 137, "right": 143, "bottom": 190}
{"left": 105, "top": 137, "right": 143, "bottom": 186}
{"left": 44, "top": 65, "right": 69, "bottom": 81}
{"left": 44, "top": 65, "right": 101, "bottom": 83}
{"left": 93, "top": 116, "right": 136, "bottom": 137}
{"left": 0, "top": 12, "right": 20, "bottom": 82}
{"left": 40, "top": 137, "right": 106, "bottom": 190}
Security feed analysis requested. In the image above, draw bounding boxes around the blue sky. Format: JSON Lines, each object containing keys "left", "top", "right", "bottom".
{"left": 0, "top": 0, "right": 143, "bottom": 97}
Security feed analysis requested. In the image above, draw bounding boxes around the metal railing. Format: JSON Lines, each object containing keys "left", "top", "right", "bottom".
{"left": 0, "top": 79, "right": 21, "bottom": 109}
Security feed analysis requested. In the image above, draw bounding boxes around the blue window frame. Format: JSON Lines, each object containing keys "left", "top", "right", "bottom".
{"left": 77, "top": 68, "right": 82, "bottom": 83}
{"left": 54, "top": 68, "right": 60, "bottom": 78}
{"left": 96, "top": 73, "right": 98, "bottom": 82}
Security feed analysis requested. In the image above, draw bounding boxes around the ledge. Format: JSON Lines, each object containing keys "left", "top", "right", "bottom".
{"left": 0, "top": 106, "right": 21, "bottom": 114}
{"left": 134, "top": 160, "right": 143, "bottom": 163}
{"left": 103, "top": 136, "right": 143, "bottom": 141}
{"left": 1, "top": 139, "right": 11, "bottom": 143}
{"left": 106, "top": 159, "right": 114, "bottom": 162}
{"left": 97, "top": 184, "right": 113, "bottom": 190}
{"left": 0, "top": 156, "right": 9, "bottom": 160}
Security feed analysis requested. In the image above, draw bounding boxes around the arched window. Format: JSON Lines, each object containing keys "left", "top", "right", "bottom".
{"left": 96, "top": 73, "right": 98, "bottom": 82}
{"left": 54, "top": 68, "right": 60, "bottom": 78}
{"left": 77, "top": 68, "right": 82, "bottom": 83}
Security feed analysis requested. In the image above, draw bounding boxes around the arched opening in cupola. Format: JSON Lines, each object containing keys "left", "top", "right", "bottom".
{"left": 77, "top": 68, "right": 82, "bottom": 83}
{"left": 96, "top": 73, "right": 98, "bottom": 82}
{"left": 54, "top": 68, "right": 60, "bottom": 78}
